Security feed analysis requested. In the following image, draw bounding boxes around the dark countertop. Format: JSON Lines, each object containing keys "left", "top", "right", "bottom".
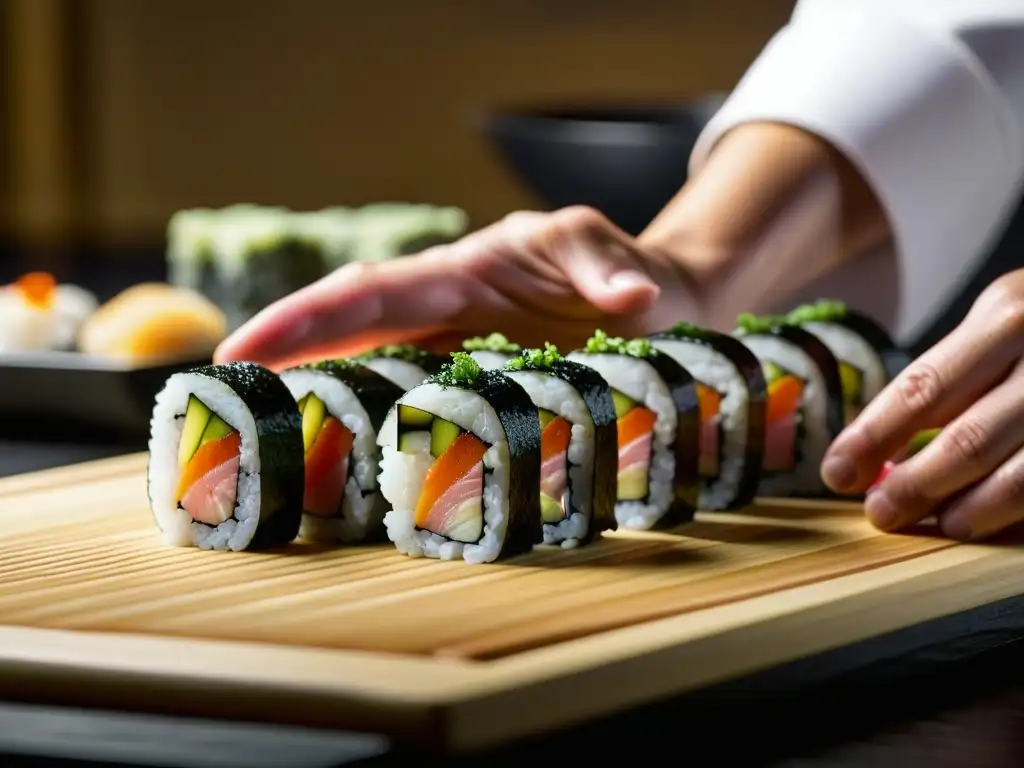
{"left": 2, "top": 440, "right": 1024, "bottom": 767}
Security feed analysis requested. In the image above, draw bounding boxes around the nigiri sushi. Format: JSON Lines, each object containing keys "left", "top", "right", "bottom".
{"left": 0, "top": 272, "right": 97, "bottom": 353}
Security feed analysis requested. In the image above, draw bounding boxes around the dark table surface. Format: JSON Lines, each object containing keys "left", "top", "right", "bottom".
{"left": 2, "top": 440, "right": 1024, "bottom": 767}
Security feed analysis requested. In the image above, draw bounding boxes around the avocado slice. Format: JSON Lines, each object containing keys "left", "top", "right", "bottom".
{"left": 617, "top": 468, "right": 649, "bottom": 501}
{"left": 200, "top": 414, "right": 234, "bottom": 445}
{"left": 838, "top": 362, "right": 864, "bottom": 405}
{"left": 297, "top": 394, "right": 309, "bottom": 415}
{"left": 430, "top": 418, "right": 462, "bottom": 457}
{"left": 302, "top": 394, "right": 327, "bottom": 452}
{"left": 762, "top": 361, "right": 785, "bottom": 384}
{"left": 540, "top": 493, "right": 564, "bottom": 523}
{"left": 178, "top": 395, "right": 212, "bottom": 468}
{"left": 399, "top": 430, "right": 430, "bottom": 454}
{"left": 538, "top": 408, "right": 557, "bottom": 430}
{"left": 399, "top": 404, "right": 434, "bottom": 427}
{"left": 611, "top": 389, "right": 637, "bottom": 419}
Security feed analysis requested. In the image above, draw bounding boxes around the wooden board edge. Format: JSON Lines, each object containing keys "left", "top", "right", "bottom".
{"left": 2, "top": 542, "right": 1022, "bottom": 752}
{"left": 441, "top": 543, "right": 1024, "bottom": 751}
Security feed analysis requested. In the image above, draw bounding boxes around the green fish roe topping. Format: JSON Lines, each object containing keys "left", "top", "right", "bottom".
{"left": 461, "top": 333, "right": 522, "bottom": 354}
{"left": 786, "top": 299, "right": 848, "bottom": 325}
{"left": 306, "top": 358, "right": 360, "bottom": 371}
{"left": 431, "top": 352, "right": 483, "bottom": 387}
{"left": 504, "top": 342, "right": 563, "bottom": 371}
{"left": 665, "top": 321, "right": 712, "bottom": 339}
{"left": 583, "top": 329, "right": 656, "bottom": 358}
{"left": 355, "top": 344, "right": 429, "bottom": 364}
{"left": 735, "top": 312, "right": 792, "bottom": 336}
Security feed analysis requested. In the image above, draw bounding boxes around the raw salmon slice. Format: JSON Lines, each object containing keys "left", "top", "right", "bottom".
{"left": 304, "top": 416, "right": 354, "bottom": 517}
{"left": 415, "top": 432, "right": 488, "bottom": 542}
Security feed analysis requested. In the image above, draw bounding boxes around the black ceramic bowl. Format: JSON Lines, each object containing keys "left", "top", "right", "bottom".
{"left": 479, "top": 97, "right": 725, "bottom": 235}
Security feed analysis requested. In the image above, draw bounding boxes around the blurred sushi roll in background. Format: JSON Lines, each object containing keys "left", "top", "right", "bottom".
{"left": 785, "top": 300, "right": 900, "bottom": 426}
{"left": 377, "top": 352, "right": 542, "bottom": 564}
{"left": 166, "top": 203, "right": 469, "bottom": 331}
{"left": 567, "top": 330, "right": 700, "bottom": 531}
{"left": 733, "top": 314, "right": 845, "bottom": 498}
{"left": 461, "top": 333, "right": 522, "bottom": 370}
{"left": 279, "top": 360, "right": 405, "bottom": 544}
{"left": 0, "top": 272, "right": 98, "bottom": 354}
{"left": 502, "top": 344, "right": 618, "bottom": 548}
{"left": 648, "top": 322, "right": 767, "bottom": 511}
{"left": 354, "top": 344, "right": 448, "bottom": 390}
{"left": 147, "top": 362, "right": 305, "bottom": 551}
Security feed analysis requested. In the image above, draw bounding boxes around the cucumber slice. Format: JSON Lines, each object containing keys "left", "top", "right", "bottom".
{"left": 540, "top": 493, "right": 564, "bottom": 523}
{"left": 430, "top": 418, "right": 462, "bottom": 457}
{"left": 399, "top": 405, "right": 434, "bottom": 427}
{"left": 200, "top": 414, "right": 233, "bottom": 444}
{"left": 302, "top": 394, "right": 327, "bottom": 452}
{"left": 178, "top": 395, "right": 212, "bottom": 468}
{"left": 611, "top": 389, "right": 637, "bottom": 419}
{"left": 538, "top": 408, "right": 557, "bottom": 430}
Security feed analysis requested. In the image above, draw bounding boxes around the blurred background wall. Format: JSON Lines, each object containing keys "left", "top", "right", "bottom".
{"left": 2, "top": 0, "right": 794, "bottom": 270}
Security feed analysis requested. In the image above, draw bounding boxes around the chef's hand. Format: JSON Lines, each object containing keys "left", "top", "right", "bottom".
{"left": 213, "top": 206, "right": 700, "bottom": 367}
{"left": 821, "top": 269, "right": 1024, "bottom": 541}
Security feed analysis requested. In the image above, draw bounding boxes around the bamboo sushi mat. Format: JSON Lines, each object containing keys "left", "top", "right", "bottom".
{"left": 0, "top": 452, "right": 971, "bottom": 662}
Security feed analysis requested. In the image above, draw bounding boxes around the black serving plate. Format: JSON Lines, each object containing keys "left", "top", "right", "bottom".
{"left": 0, "top": 352, "right": 210, "bottom": 445}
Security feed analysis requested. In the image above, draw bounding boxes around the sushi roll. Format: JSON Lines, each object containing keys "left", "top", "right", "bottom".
{"left": 354, "top": 344, "right": 447, "bottom": 390}
{"left": 279, "top": 359, "right": 405, "bottom": 543}
{"left": 567, "top": 330, "right": 700, "bottom": 531}
{"left": 147, "top": 362, "right": 304, "bottom": 551}
{"left": 733, "top": 314, "right": 845, "bottom": 498}
{"left": 461, "top": 332, "right": 522, "bottom": 370}
{"left": 502, "top": 343, "right": 618, "bottom": 548}
{"left": 785, "top": 299, "right": 904, "bottom": 425}
{"left": 648, "top": 322, "right": 767, "bottom": 511}
{"left": 377, "top": 352, "right": 542, "bottom": 564}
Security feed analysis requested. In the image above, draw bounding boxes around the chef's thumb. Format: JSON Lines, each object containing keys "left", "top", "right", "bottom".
{"left": 565, "top": 243, "right": 661, "bottom": 315}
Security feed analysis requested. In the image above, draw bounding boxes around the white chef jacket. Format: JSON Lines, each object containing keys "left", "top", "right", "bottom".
{"left": 689, "top": 0, "right": 1024, "bottom": 346}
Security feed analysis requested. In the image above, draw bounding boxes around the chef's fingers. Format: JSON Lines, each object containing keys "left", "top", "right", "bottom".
{"left": 821, "top": 283, "right": 1024, "bottom": 494}
{"left": 213, "top": 247, "right": 472, "bottom": 366}
{"left": 511, "top": 206, "right": 661, "bottom": 315}
{"left": 936, "top": 443, "right": 1024, "bottom": 541}
{"left": 862, "top": 362, "right": 1024, "bottom": 532}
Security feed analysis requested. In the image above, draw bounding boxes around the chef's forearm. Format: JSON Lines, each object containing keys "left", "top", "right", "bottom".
{"left": 639, "top": 121, "right": 890, "bottom": 330}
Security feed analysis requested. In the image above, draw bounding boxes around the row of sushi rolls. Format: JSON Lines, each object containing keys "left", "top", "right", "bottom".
{"left": 148, "top": 299, "right": 940, "bottom": 565}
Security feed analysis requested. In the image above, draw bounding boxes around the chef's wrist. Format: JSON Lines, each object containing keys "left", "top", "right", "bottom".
{"left": 638, "top": 121, "right": 891, "bottom": 321}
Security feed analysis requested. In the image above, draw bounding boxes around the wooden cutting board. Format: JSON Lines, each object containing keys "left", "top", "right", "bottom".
{"left": 1, "top": 453, "right": 1023, "bottom": 753}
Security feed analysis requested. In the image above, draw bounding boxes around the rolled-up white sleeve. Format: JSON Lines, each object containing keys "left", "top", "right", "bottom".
{"left": 690, "top": 0, "right": 1024, "bottom": 342}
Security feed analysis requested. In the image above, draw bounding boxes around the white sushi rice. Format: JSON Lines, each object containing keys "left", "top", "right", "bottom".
{"left": 566, "top": 352, "right": 677, "bottom": 531}
{"left": 504, "top": 370, "right": 594, "bottom": 549}
{"left": 801, "top": 321, "right": 889, "bottom": 406}
{"left": 650, "top": 338, "right": 750, "bottom": 510}
{"left": 361, "top": 357, "right": 430, "bottom": 391}
{"left": 279, "top": 369, "right": 382, "bottom": 543}
{"left": 467, "top": 350, "right": 515, "bottom": 370}
{"left": 148, "top": 373, "right": 262, "bottom": 551}
{"left": 377, "top": 383, "right": 511, "bottom": 564}
{"left": 739, "top": 333, "right": 832, "bottom": 497}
